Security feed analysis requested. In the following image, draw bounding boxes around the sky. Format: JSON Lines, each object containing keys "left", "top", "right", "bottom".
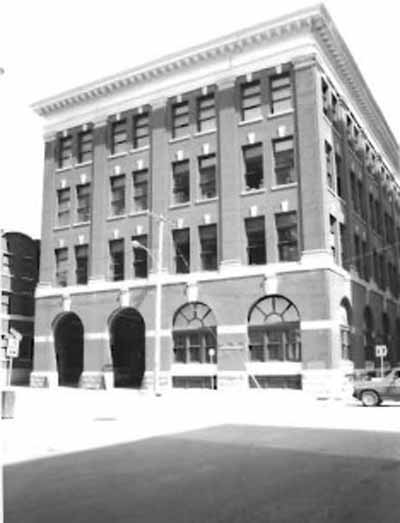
{"left": 0, "top": 0, "right": 399, "bottom": 239}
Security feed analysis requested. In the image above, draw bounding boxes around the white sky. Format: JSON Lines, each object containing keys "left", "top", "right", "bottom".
{"left": 0, "top": 0, "right": 399, "bottom": 239}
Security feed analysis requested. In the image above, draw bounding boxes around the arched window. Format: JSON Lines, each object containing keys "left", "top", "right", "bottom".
{"left": 339, "top": 299, "right": 352, "bottom": 360}
{"left": 363, "top": 307, "right": 374, "bottom": 362}
{"left": 248, "top": 295, "right": 301, "bottom": 362}
{"left": 172, "top": 302, "right": 217, "bottom": 364}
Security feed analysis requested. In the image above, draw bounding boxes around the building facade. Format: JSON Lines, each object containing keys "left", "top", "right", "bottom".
{"left": 31, "top": 5, "right": 400, "bottom": 395}
{"left": 0, "top": 231, "right": 39, "bottom": 385}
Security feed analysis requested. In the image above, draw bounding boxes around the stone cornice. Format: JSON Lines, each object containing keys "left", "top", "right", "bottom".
{"left": 31, "top": 3, "right": 398, "bottom": 170}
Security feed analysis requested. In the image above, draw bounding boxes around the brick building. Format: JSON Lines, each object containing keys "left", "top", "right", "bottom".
{"left": 1, "top": 231, "right": 39, "bottom": 385}
{"left": 31, "top": 5, "right": 400, "bottom": 394}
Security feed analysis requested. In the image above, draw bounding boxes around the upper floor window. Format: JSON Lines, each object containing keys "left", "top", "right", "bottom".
{"left": 241, "top": 80, "right": 261, "bottom": 121}
{"left": 132, "top": 235, "right": 148, "bottom": 278}
{"left": 133, "top": 113, "right": 149, "bottom": 149}
{"left": 1, "top": 292, "right": 10, "bottom": 315}
{"left": 198, "top": 154, "right": 217, "bottom": 200}
{"left": 58, "top": 135, "right": 73, "bottom": 168}
{"left": 172, "top": 228, "right": 190, "bottom": 274}
{"left": 275, "top": 212, "right": 299, "bottom": 262}
{"left": 199, "top": 224, "right": 217, "bottom": 271}
{"left": 270, "top": 73, "right": 292, "bottom": 113}
{"left": 325, "top": 141, "right": 333, "bottom": 190}
{"left": 76, "top": 183, "right": 91, "bottom": 223}
{"left": 75, "top": 244, "right": 88, "bottom": 285}
{"left": 335, "top": 153, "right": 343, "bottom": 198}
{"left": 172, "top": 101, "right": 189, "bottom": 138}
{"left": 111, "top": 119, "right": 127, "bottom": 154}
{"left": 57, "top": 188, "right": 71, "bottom": 226}
{"left": 243, "top": 144, "right": 263, "bottom": 190}
{"left": 78, "top": 130, "right": 93, "bottom": 163}
{"left": 109, "top": 239, "right": 124, "bottom": 281}
{"left": 273, "top": 137, "right": 295, "bottom": 185}
{"left": 197, "top": 94, "right": 216, "bottom": 132}
{"left": 172, "top": 160, "right": 190, "bottom": 204}
{"left": 321, "top": 78, "right": 329, "bottom": 117}
{"left": 354, "top": 234, "right": 362, "bottom": 276}
{"left": 245, "top": 217, "right": 266, "bottom": 265}
{"left": 55, "top": 248, "right": 68, "bottom": 287}
{"left": 110, "top": 175, "right": 126, "bottom": 216}
{"left": 132, "top": 169, "right": 148, "bottom": 212}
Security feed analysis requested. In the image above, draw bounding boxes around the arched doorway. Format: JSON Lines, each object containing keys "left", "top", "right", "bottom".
{"left": 339, "top": 299, "right": 352, "bottom": 361}
{"left": 363, "top": 307, "right": 374, "bottom": 364}
{"left": 53, "top": 312, "right": 84, "bottom": 386}
{"left": 172, "top": 302, "right": 217, "bottom": 389}
{"left": 109, "top": 307, "right": 145, "bottom": 388}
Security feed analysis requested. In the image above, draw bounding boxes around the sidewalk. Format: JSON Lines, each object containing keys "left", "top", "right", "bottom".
{"left": 2, "top": 387, "right": 400, "bottom": 465}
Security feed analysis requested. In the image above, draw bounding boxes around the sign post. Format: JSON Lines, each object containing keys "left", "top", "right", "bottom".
{"left": 375, "top": 345, "right": 388, "bottom": 378}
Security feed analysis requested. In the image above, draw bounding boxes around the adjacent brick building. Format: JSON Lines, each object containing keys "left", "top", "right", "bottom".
{"left": 31, "top": 5, "right": 400, "bottom": 395}
{"left": 0, "top": 231, "right": 39, "bottom": 385}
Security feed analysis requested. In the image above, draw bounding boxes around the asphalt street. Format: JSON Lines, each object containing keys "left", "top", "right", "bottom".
{"left": 4, "top": 423, "right": 400, "bottom": 523}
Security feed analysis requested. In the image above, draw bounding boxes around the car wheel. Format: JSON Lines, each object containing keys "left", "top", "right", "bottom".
{"left": 361, "top": 390, "right": 380, "bottom": 407}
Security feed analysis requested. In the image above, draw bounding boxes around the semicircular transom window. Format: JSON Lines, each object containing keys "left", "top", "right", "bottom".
{"left": 248, "top": 295, "right": 301, "bottom": 362}
{"left": 173, "top": 302, "right": 217, "bottom": 364}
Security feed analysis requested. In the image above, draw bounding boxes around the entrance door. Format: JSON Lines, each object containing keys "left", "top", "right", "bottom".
{"left": 54, "top": 312, "right": 84, "bottom": 386}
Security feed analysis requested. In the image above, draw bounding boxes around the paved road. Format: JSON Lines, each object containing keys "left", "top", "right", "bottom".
{"left": 4, "top": 424, "right": 400, "bottom": 523}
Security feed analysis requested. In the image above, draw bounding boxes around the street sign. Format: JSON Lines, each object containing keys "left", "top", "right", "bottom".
{"left": 6, "top": 337, "right": 19, "bottom": 358}
{"left": 375, "top": 345, "right": 387, "bottom": 358}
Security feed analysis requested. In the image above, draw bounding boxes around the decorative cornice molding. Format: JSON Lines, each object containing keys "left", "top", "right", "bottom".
{"left": 31, "top": 4, "right": 398, "bottom": 171}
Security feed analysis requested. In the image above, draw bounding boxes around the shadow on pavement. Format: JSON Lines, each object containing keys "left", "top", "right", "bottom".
{"left": 5, "top": 424, "right": 400, "bottom": 523}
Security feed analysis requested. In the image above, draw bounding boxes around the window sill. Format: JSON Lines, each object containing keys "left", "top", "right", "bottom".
{"left": 75, "top": 161, "right": 93, "bottom": 168}
{"left": 53, "top": 225, "right": 70, "bottom": 231}
{"left": 55, "top": 165, "right": 73, "bottom": 173}
{"left": 72, "top": 221, "right": 91, "bottom": 228}
{"left": 169, "top": 202, "right": 191, "bottom": 210}
{"left": 238, "top": 116, "right": 263, "bottom": 127}
{"left": 106, "top": 214, "right": 128, "bottom": 221}
{"left": 267, "top": 108, "right": 294, "bottom": 119}
{"left": 107, "top": 151, "right": 128, "bottom": 160}
{"left": 270, "top": 182, "right": 297, "bottom": 191}
{"left": 195, "top": 197, "right": 219, "bottom": 205}
{"left": 194, "top": 128, "right": 217, "bottom": 137}
{"left": 169, "top": 134, "right": 191, "bottom": 144}
{"left": 128, "top": 210, "right": 149, "bottom": 217}
{"left": 240, "top": 188, "right": 266, "bottom": 196}
{"left": 129, "top": 145, "right": 150, "bottom": 154}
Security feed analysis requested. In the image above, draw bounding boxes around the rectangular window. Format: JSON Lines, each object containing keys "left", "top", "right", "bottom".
{"left": 132, "top": 169, "right": 148, "bottom": 212}
{"left": 75, "top": 244, "right": 88, "bottom": 285}
{"left": 375, "top": 200, "right": 381, "bottom": 234}
{"left": 243, "top": 144, "right": 264, "bottom": 190}
{"left": 57, "top": 188, "right": 71, "bottom": 226}
{"left": 339, "top": 223, "right": 346, "bottom": 268}
{"left": 273, "top": 137, "right": 295, "bottom": 185}
{"left": 198, "top": 154, "right": 217, "bottom": 199}
{"left": 76, "top": 183, "right": 91, "bottom": 223}
{"left": 110, "top": 175, "right": 126, "bottom": 216}
{"left": 321, "top": 78, "right": 329, "bottom": 117}
{"left": 111, "top": 119, "right": 127, "bottom": 154}
{"left": 172, "top": 101, "right": 189, "bottom": 138}
{"left": 78, "top": 130, "right": 93, "bottom": 163}
{"left": 172, "top": 160, "right": 190, "bottom": 204}
{"left": 357, "top": 180, "right": 364, "bottom": 218}
{"left": 241, "top": 80, "right": 261, "bottom": 120}
{"left": 354, "top": 234, "right": 361, "bottom": 276}
{"left": 369, "top": 194, "right": 376, "bottom": 231}
{"left": 270, "top": 73, "right": 292, "bottom": 113}
{"left": 379, "top": 253, "right": 386, "bottom": 289}
{"left": 325, "top": 141, "right": 333, "bottom": 189}
{"left": 245, "top": 217, "right": 266, "bottom": 265}
{"left": 109, "top": 239, "right": 124, "bottom": 281}
{"left": 329, "top": 215, "right": 337, "bottom": 263}
{"left": 58, "top": 135, "right": 73, "bottom": 168}
{"left": 350, "top": 171, "right": 358, "bottom": 212}
{"left": 275, "top": 212, "right": 299, "bottom": 262}
{"left": 335, "top": 153, "right": 343, "bottom": 197}
{"left": 133, "top": 113, "right": 149, "bottom": 149}
{"left": 197, "top": 94, "right": 216, "bottom": 132}
{"left": 362, "top": 240, "right": 369, "bottom": 281}
{"left": 172, "top": 228, "right": 190, "bottom": 274}
{"left": 55, "top": 248, "right": 68, "bottom": 287}
{"left": 132, "top": 235, "right": 148, "bottom": 278}
{"left": 199, "top": 224, "right": 217, "bottom": 271}
{"left": 1, "top": 293, "right": 10, "bottom": 315}
{"left": 373, "top": 250, "right": 379, "bottom": 285}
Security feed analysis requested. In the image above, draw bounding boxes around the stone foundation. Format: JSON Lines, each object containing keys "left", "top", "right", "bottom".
{"left": 217, "top": 371, "right": 248, "bottom": 391}
{"left": 30, "top": 371, "right": 59, "bottom": 388}
{"left": 80, "top": 371, "right": 105, "bottom": 390}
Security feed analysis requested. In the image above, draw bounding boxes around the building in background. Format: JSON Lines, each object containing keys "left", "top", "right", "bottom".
{"left": 31, "top": 5, "right": 399, "bottom": 395}
{"left": 0, "top": 231, "right": 40, "bottom": 385}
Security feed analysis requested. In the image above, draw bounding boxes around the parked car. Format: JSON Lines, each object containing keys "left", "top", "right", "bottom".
{"left": 353, "top": 367, "right": 400, "bottom": 406}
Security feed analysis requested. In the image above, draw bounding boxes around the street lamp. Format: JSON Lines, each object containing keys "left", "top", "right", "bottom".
{"left": 132, "top": 217, "right": 164, "bottom": 396}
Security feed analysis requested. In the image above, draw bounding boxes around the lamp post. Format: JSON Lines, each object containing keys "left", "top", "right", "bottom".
{"left": 132, "top": 216, "right": 164, "bottom": 396}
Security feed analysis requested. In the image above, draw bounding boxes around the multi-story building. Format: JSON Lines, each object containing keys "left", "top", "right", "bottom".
{"left": 0, "top": 231, "right": 39, "bottom": 385}
{"left": 31, "top": 5, "right": 400, "bottom": 395}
